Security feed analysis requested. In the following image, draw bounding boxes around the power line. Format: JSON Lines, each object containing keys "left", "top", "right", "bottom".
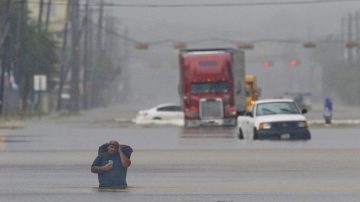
{"left": 87, "top": 20, "right": 138, "bottom": 43}
{"left": 11, "top": 0, "right": 360, "bottom": 8}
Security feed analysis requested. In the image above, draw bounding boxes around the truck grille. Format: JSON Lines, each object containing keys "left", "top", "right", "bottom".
{"left": 199, "top": 98, "right": 223, "bottom": 119}
{"left": 272, "top": 121, "right": 298, "bottom": 130}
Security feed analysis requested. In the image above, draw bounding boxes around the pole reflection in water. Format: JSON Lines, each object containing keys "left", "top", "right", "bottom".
{"left": 181, "top": 126, "right": 235, "bottom": 139}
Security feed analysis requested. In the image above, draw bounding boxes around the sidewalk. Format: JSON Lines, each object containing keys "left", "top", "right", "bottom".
{"left": 305, "top": 105, "right": 360, "bottom": 127}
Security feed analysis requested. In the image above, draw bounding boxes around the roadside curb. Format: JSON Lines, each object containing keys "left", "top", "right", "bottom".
{"left": 308, "top": 119, "right": 360, "bottom": 127}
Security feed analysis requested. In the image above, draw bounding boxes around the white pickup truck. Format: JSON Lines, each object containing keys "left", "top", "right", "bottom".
{"left": 237, "top": 99, "right": 311, "bottom": 140}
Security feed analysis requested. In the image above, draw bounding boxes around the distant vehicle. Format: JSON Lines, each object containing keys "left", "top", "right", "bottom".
{"left": 237, "top": 99, "right": 311, "bottom": 140}
{"left": 178, "top": 48, "right": 246, "bottom": 127}
{"left": 134, "top": 103, "right": 184, "bottom": 122}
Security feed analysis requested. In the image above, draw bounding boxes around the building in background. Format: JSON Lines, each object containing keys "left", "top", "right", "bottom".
{"left": 27, "top": 0, "right": 68, "bottom": 41}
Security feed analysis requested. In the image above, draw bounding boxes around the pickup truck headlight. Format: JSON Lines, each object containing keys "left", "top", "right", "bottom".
{"left": 259, "top": 122, "right": 271, "bottom": 129}
{"left": 297, "top": 121, "right": 308, "bottom": 128}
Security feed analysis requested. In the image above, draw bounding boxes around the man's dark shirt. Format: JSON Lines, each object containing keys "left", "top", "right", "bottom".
{"left": 92, "top": 151, "right": 131, "bottom": 188}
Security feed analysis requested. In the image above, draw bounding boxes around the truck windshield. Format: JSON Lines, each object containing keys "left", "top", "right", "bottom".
{"left": 191, "top": 82, "right": 228, "bottom": 93}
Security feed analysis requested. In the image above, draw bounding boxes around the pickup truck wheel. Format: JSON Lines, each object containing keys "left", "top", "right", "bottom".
{"left": 253, "top": 128, "right": 259, "bottom": 140}
{"left": 238, "top": 128, "right": 244, "bottom": 139}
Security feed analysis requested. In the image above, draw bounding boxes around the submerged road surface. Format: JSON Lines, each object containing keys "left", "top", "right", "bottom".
{"left": 1, "top": 105, "right": 360, "bottom": 202}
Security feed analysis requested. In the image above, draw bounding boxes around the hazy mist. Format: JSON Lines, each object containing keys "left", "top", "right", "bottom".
{"left": 104, "top": 0, "right": 360, "bottom": 108}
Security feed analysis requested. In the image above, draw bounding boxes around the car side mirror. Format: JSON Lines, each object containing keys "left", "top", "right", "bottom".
{"left": 301, "top": 109, "right": 307, "bottom": 114}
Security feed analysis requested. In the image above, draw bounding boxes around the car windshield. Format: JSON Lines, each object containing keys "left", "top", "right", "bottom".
{"left": 157, "top": 105, "right": 182, "bottom": 112}
{"left": 256, "top": 101, "right": 300, "bottom": 116}
{"left": 191, "top": 81, "right": 228, "bottom": 93}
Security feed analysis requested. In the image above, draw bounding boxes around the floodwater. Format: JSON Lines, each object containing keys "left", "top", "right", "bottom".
{"left": 1, "top": 109, "right": 360, "bottom": 202}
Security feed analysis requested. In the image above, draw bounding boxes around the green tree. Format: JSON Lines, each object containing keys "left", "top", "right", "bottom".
{"left": 1, "top": 2, "right": 59, "bottom": 112}
{"left": 17, "top": 25, "right": 58, "bottom": 111}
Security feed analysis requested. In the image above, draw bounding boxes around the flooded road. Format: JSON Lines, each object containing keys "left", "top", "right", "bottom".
{"left": 1, "top": 107, "right": 360, "bottom": 202}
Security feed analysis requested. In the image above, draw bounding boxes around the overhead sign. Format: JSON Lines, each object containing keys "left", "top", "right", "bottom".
{"left": 33, "top": 75, "right": 47, "bottom": 91}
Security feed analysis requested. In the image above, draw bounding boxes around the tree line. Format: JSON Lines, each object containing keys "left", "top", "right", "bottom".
{"left": 0, "top": 1, "right": 125, "bottom": 114}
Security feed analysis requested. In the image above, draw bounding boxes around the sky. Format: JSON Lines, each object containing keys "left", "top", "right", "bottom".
{"left": 101, "top": 0, "right": 360, "bottom": 107}
{"left": 108, "top": 0, "right": 360, "bottom": 41}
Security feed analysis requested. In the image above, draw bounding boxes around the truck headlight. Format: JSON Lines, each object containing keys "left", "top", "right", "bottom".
{"left": 297, "top": 121, "right": 308, "bottom": 128}
{"left": 259, "top": 122, "right": 271, "bottom": 129}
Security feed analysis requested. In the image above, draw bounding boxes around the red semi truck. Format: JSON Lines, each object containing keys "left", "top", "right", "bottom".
{"left": 178, "top": 48, "right": 246, "bottom": 127}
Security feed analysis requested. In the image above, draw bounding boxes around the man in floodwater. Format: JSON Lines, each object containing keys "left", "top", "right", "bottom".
{"left": 91, "top": 140, "right": 132, "bottom": 188}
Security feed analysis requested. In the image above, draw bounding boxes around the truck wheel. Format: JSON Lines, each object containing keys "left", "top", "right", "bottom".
{"left": 253, "top": 128, "right": 259, "bottom": 140}
{"left": 238, "top": 128, "right": 244, "bottom": 139}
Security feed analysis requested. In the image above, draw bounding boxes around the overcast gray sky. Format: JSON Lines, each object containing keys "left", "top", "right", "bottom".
{"left": 109, "top": 0, "right": 360, "bottom": 41}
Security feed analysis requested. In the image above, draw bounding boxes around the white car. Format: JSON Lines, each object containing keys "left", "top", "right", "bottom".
{"left": 237, "top": 99, "right": 311, "bottom": 140}
{"left": 133, "top": 103, "right": 184, "bottom": 123}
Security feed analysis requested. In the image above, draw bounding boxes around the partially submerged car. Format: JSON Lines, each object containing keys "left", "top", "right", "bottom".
{"left": 237, "top": 99, "right": 311, "bottom": 140}
{"left": 133, "top": 103, "right": 184, "bottom": 124}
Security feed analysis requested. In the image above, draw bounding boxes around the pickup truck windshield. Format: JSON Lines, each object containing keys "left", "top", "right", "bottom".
{"left": 191, "top": 81, "right": 228, "bottom": 93}
{"left": 256, "top": 102, "right": 300, "bottom": 116}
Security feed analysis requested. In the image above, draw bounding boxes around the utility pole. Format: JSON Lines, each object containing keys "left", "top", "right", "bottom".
{"left": 355, "top": 11, "right": 360, "bottom": 57}
{"left": 56, "top": 0, "right": 71, "bottom": 111}
{"left": 348, "top": 13, "right": 353, "bottom": 62}
{"left": 0, "top": 0, "right": 11, "bottom": 114}
{"left": 45, "top": 0, "right": 53, "bottom": 31}
{"left": 82, "top": 0, "right": 91, "bottom": 109}
{"left": 341, "top": 16, "right": 347, "bottom": 60}
{"left": 14, "top": 0, "right": 27, "bottom": 87}
{"left": 38, "top": 0, "right": 44, "bottom": 31}
{"left": 70, "top": 0, "right": 81, "bottom": 112}
{"left": 123, "top": 27, "right": 130, "bottom": 102}
{"left": 92, "top": 0, "right": 104, "bottom": 107}
{"left": 87, "top": 7, "right": 95, "bottom": 108}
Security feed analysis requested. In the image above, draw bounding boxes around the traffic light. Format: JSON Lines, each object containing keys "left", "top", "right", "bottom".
{"left": 303, "top": 42, "right": 316, "bottom": 48}
{"left": 289, "top": 58, "right": 299, "bottom": 66}
{"left": 135, "top": 42, "right": 149, "bottom": 50}
{"left": 262, "top": 60, "right": 272, "bottom": 68}
{"left": 346, "top": 41, "right": 359, "bottom": 49}
{"left": 237, "top": 42, "right": 254, "bottom": 50}
{"left": 173, "top": 41, "right": 187, "bottom": 49}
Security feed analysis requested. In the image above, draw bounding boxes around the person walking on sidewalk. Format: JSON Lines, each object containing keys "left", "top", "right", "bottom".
{"left": 323, "top": 97, "right": 333, "bottom": 125}
{"left": 91, "top": 140, "right": 133, "bottom": 189}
